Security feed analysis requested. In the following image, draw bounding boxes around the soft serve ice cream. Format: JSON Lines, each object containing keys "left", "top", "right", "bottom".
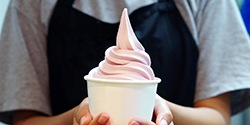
{"left": 84, "top": 8, "right": 160, "bottom": 125}
{"left": 88, "top": 8, "right": 155, "bottom": 80}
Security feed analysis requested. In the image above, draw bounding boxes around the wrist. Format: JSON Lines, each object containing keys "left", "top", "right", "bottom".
{"left": 55, "top": 107, "right": 78, "bottom": 125}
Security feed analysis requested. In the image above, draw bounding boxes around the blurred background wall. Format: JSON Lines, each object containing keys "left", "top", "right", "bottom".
{"left": 0, "top": 0, "right": 249, "bottom": 125}
{"left": 0, "top": 0, "right": 9, "bottom": 34}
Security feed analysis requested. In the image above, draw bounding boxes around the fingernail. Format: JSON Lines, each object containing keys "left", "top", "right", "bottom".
{"left": 80, "top": 116, "right": 87, "bottom": 125}
{"left": 160, "top": 119, "right": 168, "bottom": 125}
{"left": 98, "top": 113, "right": 109, "bottom": 124}
{"left": 129, "top": 121, "right": 140, "bottom": 125}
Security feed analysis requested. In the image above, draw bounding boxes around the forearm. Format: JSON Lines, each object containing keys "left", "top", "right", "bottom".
{"left": 166, "top": 93, "right": 230, "bottom": 125}
{"left": 167, "top": 102, "right": 229, "bottom": 125}
{"left": 13, "top": 107, "right": 76, "bottom": 125}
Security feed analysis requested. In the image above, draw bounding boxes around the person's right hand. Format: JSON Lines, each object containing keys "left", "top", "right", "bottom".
{"left": 73, "top": 98, "right": 110, "bottom": 125}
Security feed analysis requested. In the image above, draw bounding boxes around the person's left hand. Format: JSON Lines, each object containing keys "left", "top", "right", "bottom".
{"left": 73, "top": 98, "right": 110, "bottom": 125}
{"left": 128, "top": 94, "right": 174, "bottom": 125}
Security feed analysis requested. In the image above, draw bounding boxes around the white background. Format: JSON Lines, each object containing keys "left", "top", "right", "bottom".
{"left": 0, "top": 0, "right": 9, "bottom": 35}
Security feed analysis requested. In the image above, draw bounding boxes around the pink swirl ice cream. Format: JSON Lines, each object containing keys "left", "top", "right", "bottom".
{"left": 88, "top": 8, "right": 155, "bottom": 80}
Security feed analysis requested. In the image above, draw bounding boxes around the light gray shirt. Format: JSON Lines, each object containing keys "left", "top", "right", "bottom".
{"left": 1, "top": 0, "right": 250, "bottom": 123}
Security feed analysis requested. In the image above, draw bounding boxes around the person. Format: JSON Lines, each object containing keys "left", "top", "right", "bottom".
{"left": 0, "top": 0, "right": 250, "bottom": 125}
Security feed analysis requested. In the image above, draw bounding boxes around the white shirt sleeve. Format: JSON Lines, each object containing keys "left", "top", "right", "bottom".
{"left": 0, "top": 0, "right": 52, "bottom": 123}
{"left": 194, "top": 0, "right": 250, "bottom": 114}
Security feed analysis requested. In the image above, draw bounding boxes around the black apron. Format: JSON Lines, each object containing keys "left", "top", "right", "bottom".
{"left": 47, "top": 0, "right": 199, "bottom": 115}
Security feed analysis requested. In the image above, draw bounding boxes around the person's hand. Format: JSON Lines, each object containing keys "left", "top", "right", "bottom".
{"left": 128, "top": 94, "right": 174, "bottom": 125}
{"left": 73, "top": 95, "right": 173, "bottom": 125}
{"left": 73, "top": 98, "right": 110, "bottom": 125}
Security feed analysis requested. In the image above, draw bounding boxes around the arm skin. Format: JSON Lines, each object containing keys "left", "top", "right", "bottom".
{"left": 167, "top": 93, "right": 230, "bottom": 125}
{"left": 13, "top": 93, "right": 230, "bottom": 125}
{"left": 129, "top": 93, "right": 230, "bottom": 125}
{"left": 13, "top": 107, "right": 77, "bottom": 125}
{"left": 13, "top": 98, "right": 110, "bottom": 125}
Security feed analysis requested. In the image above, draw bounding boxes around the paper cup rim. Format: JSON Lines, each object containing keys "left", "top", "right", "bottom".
{"left": 84, "top": 75, "right": 161, "bottom": 84}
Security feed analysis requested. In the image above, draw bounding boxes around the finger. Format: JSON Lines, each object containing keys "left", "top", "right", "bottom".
{"left": 156, "top": 113, "right": 173, "bottom": 125}
{"left": 154, "top": 95, "right": 173, "bottom": 125}
{"left": 89, "top": 112, "right": 110, "bottom": 125}
{"left": 129, "top": 118, "right": 155, "bottom": 125}
{"left": 80, "top": 115, "right": 92, "bottom": 125}
{"left": 73, "top": 117, "right": 78, "bottom": 125}
{"left": 169, "top": 122, "right": 174, "bottom": 125}
{"left": 74, "top": 98, "right": 92, "bottom": 125}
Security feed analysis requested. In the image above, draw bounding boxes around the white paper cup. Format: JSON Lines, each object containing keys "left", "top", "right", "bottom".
{"left": 84, "top": 75, "right": 161, "bottom": 125}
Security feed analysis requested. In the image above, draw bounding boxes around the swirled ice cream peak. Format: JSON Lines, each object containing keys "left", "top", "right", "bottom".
{"left": 116, "top": 9, "right": 144, "bottom": 51}
{"left": 88, "top": 8, "right": 155, "bottom": 80}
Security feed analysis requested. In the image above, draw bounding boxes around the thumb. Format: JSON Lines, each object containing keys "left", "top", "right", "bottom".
{"left": 74, "top": 98, "right": 92, "bottom": 125}
{"left": 154, "top": 95, "right": 173, "bottom": 125}
{"left": 73, "top": 117, "right": 79, "bottom": 125}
